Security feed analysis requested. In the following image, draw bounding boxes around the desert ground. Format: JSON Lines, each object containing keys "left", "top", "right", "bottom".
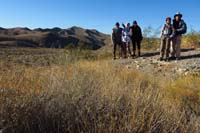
{"left": 0, "top": 46, "right": 199, "bottom": 132}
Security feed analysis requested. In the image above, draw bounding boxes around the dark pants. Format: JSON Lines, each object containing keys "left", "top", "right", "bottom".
{"left": 132, "top": 40, "right": 141, "bottom": 56}
{"left": 113, "top": 41, "right": 123, "bottom": 58}
{"left": 122, "top": 42, "right": 129, "bottom": 58}
{"left": 171, "top": 35, "right": 182, "bottom": 58}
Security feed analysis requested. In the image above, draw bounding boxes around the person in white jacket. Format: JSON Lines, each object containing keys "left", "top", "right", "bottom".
{"left": 122, "top": 23, "right": 132, "bottom": 58}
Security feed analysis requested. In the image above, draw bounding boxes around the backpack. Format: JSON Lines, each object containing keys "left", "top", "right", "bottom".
{"left": 179, "top": 20, "right": 187, "bottom": 34}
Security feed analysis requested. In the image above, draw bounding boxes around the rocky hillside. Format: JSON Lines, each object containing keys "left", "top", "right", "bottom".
{"left": 0, "top": 26, "right": 111, "bottom": 49}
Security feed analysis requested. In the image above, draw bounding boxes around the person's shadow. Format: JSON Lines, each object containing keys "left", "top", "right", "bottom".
{"left": 180, "top": 54, "right": 200, "bottom": 60}
{"left": 141, "top": 51, "right": 160, "bottom": 58}
{"left": 180, "top": 48, "right": 200, "bottom": 60}
{"left": 141, "top": 48, "right": 200, "bottom": 60}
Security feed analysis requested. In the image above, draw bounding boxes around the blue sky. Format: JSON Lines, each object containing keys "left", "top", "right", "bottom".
{"left": 0, "top": 0, "right": 199, "bottom": 34}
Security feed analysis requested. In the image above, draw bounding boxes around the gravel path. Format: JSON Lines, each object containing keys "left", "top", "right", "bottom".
{"left": 111, "top": 48, "right": 200, "bottom": 78}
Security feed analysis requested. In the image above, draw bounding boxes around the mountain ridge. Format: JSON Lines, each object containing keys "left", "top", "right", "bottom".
{"left": 0, "top": 26, "right": 111, "bottom": 49}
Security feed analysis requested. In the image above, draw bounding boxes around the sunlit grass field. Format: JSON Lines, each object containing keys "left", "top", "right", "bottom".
{"left": 0, "top": 48, "right": 200, "bottom": 132}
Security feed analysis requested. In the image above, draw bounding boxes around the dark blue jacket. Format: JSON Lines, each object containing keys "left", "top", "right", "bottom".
{"left": 173, "top": 19, "right": 187, "bottom": 35}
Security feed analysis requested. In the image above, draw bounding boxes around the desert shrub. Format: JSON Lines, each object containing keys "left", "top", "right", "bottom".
{"left": 142, "top": 38, "right": 160, "bottom": 50}
{"left": 64, "top": 47, "right": 113, "bottom": 62}
{"left": 142, "top": 26, "right": 160, "bottom": 50}
{"left": 182, "top": 31, "right": 200, "bottom": 48}
{"left": 0, "top": 61, "right": 200, "bottom": 132}
{"left": 166, "top": 76, "right": 200, "bottom": 116}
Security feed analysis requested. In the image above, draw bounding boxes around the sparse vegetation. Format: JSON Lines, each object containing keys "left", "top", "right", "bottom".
{"left": 0, "top": 48, "right": 199, "bottom": 132}
{"left": 182, "top": 30, "right": 200, "bottom": 48}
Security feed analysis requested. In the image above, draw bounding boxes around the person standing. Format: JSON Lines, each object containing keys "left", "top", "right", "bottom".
{"left": 130, "top": 21, "right": 143, "bottom": 57}
{"left": 159, "top": 17, "right": 173, "bottom": 61}
{"left": 111, "top": 22, "right": 123, "bottom": 60}
{"left": 122, "top": 23, "right": 132, "bottom": 58}
{"left": 171, "top": 12, "right": 187, "bottom": 61}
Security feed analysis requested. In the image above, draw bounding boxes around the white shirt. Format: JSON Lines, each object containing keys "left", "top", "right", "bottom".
{"left": 122, "top": 28, "right": 131, "bottom": 43}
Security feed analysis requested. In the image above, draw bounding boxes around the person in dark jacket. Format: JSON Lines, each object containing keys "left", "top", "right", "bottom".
{"left": 130, "top": 21, "right": 143, "bottom": 57}
{"left": 171, "top": 12, "right": 187, "bottom": 61}
{"left": 111, "top": 22, "right": 123, "bottom": 60}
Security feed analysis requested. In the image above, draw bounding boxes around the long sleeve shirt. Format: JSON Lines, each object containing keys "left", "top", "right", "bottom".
{"left": 122, "top": 28, "right": 131, "bottom": 43}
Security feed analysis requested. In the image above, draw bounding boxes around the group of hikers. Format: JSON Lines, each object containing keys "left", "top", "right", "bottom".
{"left": 111, "top": 20, "right": 143, "bottom": 60}
{"left": 111, "top": 12, "right": 187, "bottom": 62}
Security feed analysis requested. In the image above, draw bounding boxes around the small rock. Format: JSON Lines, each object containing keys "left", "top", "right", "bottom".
{"left": 177, "top": 68, "right": 183, "bottom": 73}
{"left": 184, "top": 72, "right": 189, "bottom": 76}
{"left": 134, "top": 61, "right": 139, "bottom": 64}
{"left": 136, "top": 65, "right": 141, "bottom": 69}
{"left": 157, "top": 67, "right": 162, "bottom": 72}
{"left": 126, "top": 65, "right": 131, "bottom": 69}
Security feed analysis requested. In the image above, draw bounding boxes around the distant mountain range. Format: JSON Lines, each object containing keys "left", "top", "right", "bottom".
{"left": 0, "top": 26, "right": 111, "bottom": 50}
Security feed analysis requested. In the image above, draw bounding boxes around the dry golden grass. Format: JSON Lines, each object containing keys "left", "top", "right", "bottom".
{"left": 0, "top": 48, "right": 200, "bottom": 132}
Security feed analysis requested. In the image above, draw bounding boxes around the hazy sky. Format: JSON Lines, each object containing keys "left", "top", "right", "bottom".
{"left": 0, "top": 0, "right": 199, "bottom": 33}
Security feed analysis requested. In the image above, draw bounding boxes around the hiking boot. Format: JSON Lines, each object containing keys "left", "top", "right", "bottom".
{"left": 169, "top": 56, "right": 176, "bottom": 60}
{"left": 132, "top": 51, "right": 136, "bottom": 57}
{"left": 176, "top": 58, "right": 180, "bottom": 61}
{"left": 131, "top": 54, "right": 135, "bottom": 57}
{"left": 138, "top": 51, "right": 141, "bottom": 57}
{"left": 158, "top": 57, "right": 164, "bottom": 61}
{"left": 165, "top": 58, "right": 170, "bottom": 62}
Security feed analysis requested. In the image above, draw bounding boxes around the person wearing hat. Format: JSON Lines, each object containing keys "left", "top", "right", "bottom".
{"left": 111, "top": 22, "right": 123, "bottom": 60}
{"left": 159, "top": 17, "right": 173, "bottom": 61}
{"left": 130, "top": 20, "right": 143, "bottom": 57}
{"left": 171, "top": 12, "right": 187, "bottom": 61}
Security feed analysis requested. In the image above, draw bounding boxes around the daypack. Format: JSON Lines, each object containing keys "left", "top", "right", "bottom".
{"left": 178, "top": 20, "right": 187, "bottom": 34}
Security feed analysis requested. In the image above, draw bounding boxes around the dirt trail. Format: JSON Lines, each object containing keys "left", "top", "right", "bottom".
{"left": 111, "top": 48, "right": 200, "bottom": 78}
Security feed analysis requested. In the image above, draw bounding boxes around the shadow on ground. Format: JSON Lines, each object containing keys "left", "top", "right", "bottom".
{"left": 141, "top": 48, "right": 196, "bottom": 58}
{"left": 180, "top": 53, "right": 200, "bottom": 60}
